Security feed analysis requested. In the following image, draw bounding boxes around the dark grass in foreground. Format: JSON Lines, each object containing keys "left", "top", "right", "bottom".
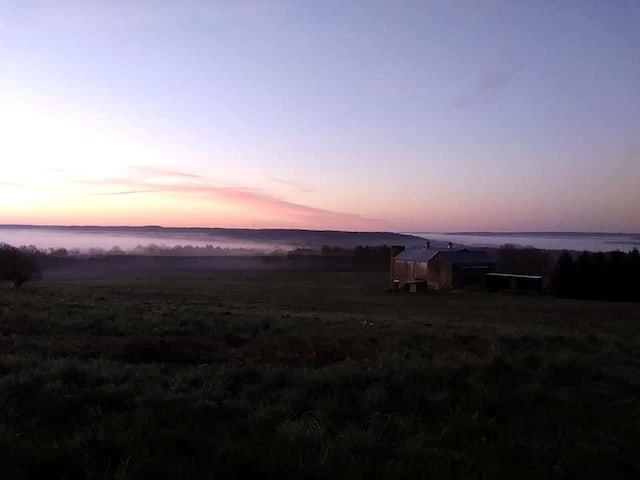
{"left": 1, "top": 272, "right": 640, "bottom": 479}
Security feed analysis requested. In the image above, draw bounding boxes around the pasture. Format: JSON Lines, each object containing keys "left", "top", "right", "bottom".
{"left": 1, "top": 271, "right": 639, "bottom": 479}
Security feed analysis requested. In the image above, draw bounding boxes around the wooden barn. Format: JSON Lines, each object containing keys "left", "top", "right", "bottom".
{"left": 392, "top": 247, "right": 495, "bottom": 291}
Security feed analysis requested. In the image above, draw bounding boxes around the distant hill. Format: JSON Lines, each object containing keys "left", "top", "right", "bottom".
{"left": 0, "top": 225, "right": 427, "bottom": 249}
{"left": 441, "top": 231, "right": 640, "bottom": 238}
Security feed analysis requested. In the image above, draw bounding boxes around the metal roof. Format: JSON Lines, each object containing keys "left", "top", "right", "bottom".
{"left": 486, "top": 273, "right": 543, "bottom": 279}
{"left": 394, "top": 247, "right": 440, "bottom": 262}
{"left": 395, "top": 248, "right": 494, "bottom": 265}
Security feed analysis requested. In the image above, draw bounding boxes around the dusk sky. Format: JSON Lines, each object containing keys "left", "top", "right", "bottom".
{"left": 1, "top": 1, "right": 638, "bottom": 232}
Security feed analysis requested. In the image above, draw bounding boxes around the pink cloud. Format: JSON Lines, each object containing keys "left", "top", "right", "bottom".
{"left": 60, "top": 168, "right": 379, "bottom": 229}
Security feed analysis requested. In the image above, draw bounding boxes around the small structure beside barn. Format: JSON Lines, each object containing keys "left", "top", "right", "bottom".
{"left": 485, "top": 272, "right": 544, "bottom": 294}
{"left": 391, "top": 246, "right": 495, "bottom": 291}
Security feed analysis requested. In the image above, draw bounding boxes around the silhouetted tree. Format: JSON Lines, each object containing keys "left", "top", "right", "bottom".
{"left": 497, "top": 244, "right": 552, "bottom": 276}
{"left": 551, "top": 251, "right": 575, "bottom": 298}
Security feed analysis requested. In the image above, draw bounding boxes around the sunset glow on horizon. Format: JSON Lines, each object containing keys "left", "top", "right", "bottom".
{"left": 1, "top": 1, "right": 639, "bottom": 232}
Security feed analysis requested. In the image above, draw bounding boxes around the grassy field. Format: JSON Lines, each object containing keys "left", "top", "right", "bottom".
{"left": 1, "top": 271, "right": 640, "bottom": 479}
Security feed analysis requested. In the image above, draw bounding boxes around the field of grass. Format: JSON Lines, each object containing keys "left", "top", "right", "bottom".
{"left": 1, "top": 271, "right": 640, "bottom": 479}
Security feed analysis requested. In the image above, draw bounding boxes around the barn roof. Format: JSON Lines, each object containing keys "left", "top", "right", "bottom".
{"left": 395, "top": 247, "right": 440, "bottom": 262}
{"left": 395, "top": 248, "right": 494, "bottom": 265}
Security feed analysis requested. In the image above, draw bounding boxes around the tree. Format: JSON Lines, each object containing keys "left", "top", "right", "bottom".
{"left": 0, "top": 243, "right": 41, "bottom": 287}
{"left": 550, "top": 251, "right": 574, "bottom": 297}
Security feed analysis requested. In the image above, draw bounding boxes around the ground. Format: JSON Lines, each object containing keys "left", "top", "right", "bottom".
{"left": 1, "top": 271, "right": 639, "bottom": 479}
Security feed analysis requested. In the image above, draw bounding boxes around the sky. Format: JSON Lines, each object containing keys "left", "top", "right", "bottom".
{"left": 0, "top": 0, "right": 639, "bottom": 232}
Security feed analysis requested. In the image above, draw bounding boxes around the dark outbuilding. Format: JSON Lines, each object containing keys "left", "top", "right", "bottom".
{"left": 485, "top": 272, "right": 544, "bottom": 294}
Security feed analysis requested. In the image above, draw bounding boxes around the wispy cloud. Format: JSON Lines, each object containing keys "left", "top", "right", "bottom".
{"left": 132, "top": 166, "right": 204, "bottom": 180}
{"left": 44, "top": 168, "right": 77, "bottom": 175}
{"left": 94, "top": 189, "right": 158, "bottom": 196}
{"left": 0, "top": 181, "right": 59, "bottom": 191}
{"left": 270, "top": 176, "right": 314, "bottom": 193}
{"left": 454, "top": 62, "right": 521, "bottom": 108}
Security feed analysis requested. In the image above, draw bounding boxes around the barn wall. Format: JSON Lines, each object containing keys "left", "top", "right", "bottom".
{"left": 426, "top": 255, "right": 452, "bottom": 290}
{"left": 393, "top": 259, "right": 428, "bottom": 286}
{"left": 394, "top": 260, "right": 408, "bottom": 284}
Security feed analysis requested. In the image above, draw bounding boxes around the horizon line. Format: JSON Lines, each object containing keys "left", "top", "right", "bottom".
{"left": 0, "top": 224, "right": 638, "bottom": 236}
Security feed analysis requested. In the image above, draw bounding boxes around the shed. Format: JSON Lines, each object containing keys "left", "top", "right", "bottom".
{"left": 392, "top": 247, "right": 495, "bottom": 291}
{"left": 485, "top": 272, "right": 544, "bottom": 294}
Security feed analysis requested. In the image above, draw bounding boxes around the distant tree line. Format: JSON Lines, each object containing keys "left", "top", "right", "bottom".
{"left": 320, "top": 245, "right": 391, "bottom": 264}
{"left": 284, "top": 245, "right": 391, "bottom": 270}
{"left": 128, "top": 244, "right": 277, "bottom": 256}
{"left": 551, "top": 249, "right": 640, "bottom": 301}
